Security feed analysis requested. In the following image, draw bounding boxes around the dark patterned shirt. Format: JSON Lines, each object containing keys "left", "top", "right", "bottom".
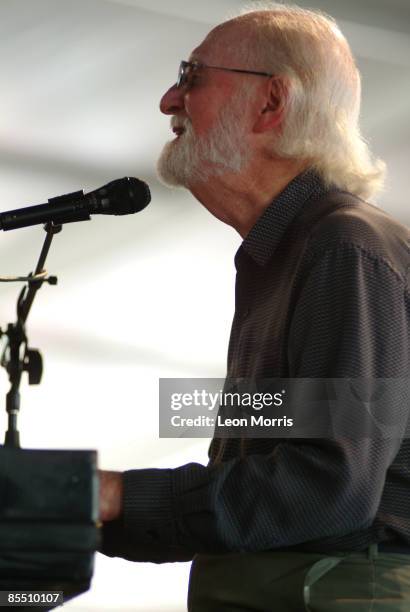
{"left": 102, "top": 171, "right": 410, "bottom": 562}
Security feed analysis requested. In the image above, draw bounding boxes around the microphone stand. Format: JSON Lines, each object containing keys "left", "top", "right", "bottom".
{"left": 1, "top": 222, "right": 60, "bottom": 448}
{"left": 0, "top": 201, "right": 101, "bottom": 607}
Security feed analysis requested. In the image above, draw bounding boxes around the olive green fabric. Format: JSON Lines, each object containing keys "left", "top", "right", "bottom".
{"left": 188, "top": 546, "right": 410, "bottom": 611}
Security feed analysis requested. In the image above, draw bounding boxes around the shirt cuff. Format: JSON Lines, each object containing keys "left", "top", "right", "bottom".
{"left": 122, "top": 468, "right": 177, "bottom": 546}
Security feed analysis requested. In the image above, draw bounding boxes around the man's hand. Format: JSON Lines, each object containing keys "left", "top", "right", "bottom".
{"left": 98, "top": 470, "right": 123, "bottom": 522}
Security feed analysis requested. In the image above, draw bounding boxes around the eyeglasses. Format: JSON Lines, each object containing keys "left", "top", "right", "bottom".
{"left": 177, "top": 60, "right": 274, "bottom": 89}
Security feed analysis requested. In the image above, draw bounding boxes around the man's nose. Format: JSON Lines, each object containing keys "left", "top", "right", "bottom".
{"left": 160, "top": 84, "right": 185, "bottom": 115}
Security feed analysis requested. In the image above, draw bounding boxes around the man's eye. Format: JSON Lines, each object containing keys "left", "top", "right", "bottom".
{"left": 185, "top": 70, "right": 201, "bottom": 88}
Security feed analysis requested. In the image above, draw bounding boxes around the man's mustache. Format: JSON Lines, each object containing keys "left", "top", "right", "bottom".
{"left": 170, "top": 116, "right": 191, "bottom": 131}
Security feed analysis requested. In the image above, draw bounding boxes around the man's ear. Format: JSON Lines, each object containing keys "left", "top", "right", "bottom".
{"left": 253, "top": 76, "right": 288, "bottom": 133}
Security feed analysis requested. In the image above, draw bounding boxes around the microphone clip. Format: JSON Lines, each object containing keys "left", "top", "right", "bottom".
{"left": 47, "top": 191, "right": 91, "bottom": 225}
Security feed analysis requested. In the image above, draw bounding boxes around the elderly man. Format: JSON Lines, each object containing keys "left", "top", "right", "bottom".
{"left": 100, "top": 4, "right": 410, "bottom": 610}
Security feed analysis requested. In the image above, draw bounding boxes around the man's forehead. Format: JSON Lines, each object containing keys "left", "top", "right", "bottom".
{"left": 188, "top": 38, "right": 219, "bottom": 64}
{"left": 189, "top": 22, "right": 241, "bottom": 64}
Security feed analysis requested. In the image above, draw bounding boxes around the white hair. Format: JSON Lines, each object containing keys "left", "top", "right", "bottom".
{"left": 221, "top": 2, "right": 385, "bottom": 200}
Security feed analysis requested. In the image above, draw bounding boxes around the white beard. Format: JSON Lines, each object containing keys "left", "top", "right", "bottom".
{"left": 156, "top": 97, "right": 251, "bottom": 188}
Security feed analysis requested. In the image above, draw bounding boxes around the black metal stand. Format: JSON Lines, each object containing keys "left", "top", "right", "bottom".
{"left": 1, "top": 222, "right": 61, "bottom": 448}
{"left": 0, "top": 218, "right": 99, "bottom": 608}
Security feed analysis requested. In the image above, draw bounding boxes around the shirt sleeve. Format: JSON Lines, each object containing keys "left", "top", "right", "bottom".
{"left": 100, "top": 243, "right": 410, "bottom": 561}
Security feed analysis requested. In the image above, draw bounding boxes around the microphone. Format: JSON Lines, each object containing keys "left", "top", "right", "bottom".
{"left": 0, "top": 177, "right": 151, "bottom": 231}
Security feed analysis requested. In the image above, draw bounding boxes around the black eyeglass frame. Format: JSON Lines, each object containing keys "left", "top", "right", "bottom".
{"left": 177, "top": 60, "right": 274, "bottom": 88}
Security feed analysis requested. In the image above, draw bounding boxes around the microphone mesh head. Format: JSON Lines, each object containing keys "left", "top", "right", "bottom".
{"left": 123, "top": 177, "right": 151, "bottom": 213}
{"left": 93, "top": 177, "right": 151, "bottom": 215}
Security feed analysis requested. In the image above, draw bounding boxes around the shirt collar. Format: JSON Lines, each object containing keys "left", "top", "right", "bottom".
{"left": 238, "top": 170, "right": 328, "bottom": 268}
